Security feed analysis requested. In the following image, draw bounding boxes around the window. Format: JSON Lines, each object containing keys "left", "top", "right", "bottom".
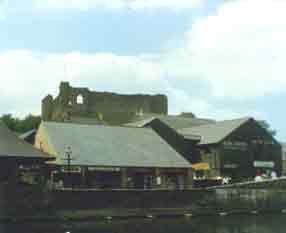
{"left": 76, "top": 94, "right": 84, "bottom": 104}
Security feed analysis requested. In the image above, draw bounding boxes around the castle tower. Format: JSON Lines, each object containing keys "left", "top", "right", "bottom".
{"left": 42, "top": 95, "right": 54, "bottom": 121}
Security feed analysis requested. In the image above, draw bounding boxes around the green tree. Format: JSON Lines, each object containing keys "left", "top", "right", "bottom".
{"left": 17, "top": 114, "right": 41, "bottom": 132}
{"left": 258, "top": 120, "right": 277, "bottom": 137}
{"left": 1, "top": 114, "right": 17, "bottom": 131}
{"left": 1, "top": 114, "right": 41, "bottom": 133}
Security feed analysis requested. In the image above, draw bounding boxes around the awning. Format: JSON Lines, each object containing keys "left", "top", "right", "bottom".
{"left": 191, "top": 162, "right": 210, "bottom": 170}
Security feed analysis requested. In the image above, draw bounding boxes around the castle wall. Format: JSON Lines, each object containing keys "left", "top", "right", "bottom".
{"left": 42, "top": 82, "right": 168, "bottom": 124}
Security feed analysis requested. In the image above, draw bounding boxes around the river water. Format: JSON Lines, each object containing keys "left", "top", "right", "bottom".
{"left": 1, "top": 214, "right": 285, "bottom": 233}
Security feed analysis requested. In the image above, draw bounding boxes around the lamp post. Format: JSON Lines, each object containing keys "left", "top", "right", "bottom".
{"left": 64, "top": 146, "right": 73, "bottom": 189}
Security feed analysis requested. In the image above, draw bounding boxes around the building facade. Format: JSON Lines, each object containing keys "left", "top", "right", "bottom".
{"left": 179, "top": 118, "right": 282, "bottom": 182}
{"left": 35, "top": 122, "right": 193, "bottom": 190}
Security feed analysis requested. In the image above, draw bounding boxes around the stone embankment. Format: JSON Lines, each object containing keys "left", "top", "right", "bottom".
{"left": 211, "top": 177, "right": 286, "bottom": 189}
{"left": 1, "top": 178, "right": 286, "bottom": 221}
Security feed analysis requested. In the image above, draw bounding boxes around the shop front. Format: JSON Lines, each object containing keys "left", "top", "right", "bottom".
{"left": 49, "top": 166, "right": 193, "bottom": 190}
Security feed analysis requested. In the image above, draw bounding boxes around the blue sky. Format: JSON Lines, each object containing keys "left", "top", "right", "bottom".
{"left": 0, "top": 1, "right": 220, "bottom": 53}
{"left": 0, "top": 9, "right": 193, "bottom": 54}
{"left": 0, "top": 0, "right": 286, "bottom": 141}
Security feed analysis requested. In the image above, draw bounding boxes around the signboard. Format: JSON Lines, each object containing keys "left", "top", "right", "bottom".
{"left": 191, "top": 163, "right": 210, "bottom": 170}
{"left": 251, "top": 139, "right": 275, "bottom": 145}
{"left": 223, "top": 164, "right": 239, "bottom": 169}
{"left": 253, "top": 161, "right": 274, "bottom": 168}
{"left": 61, "top": 166, "right": 81, "bottom": 173}
{"left": 18, "top": 165, "right": 41, "bottom": 170}
{"left": 87, "top": 167, "right": 121, "bottom": 172}
{"left": 223, "top": 141, "right": 248, "bottom": 151}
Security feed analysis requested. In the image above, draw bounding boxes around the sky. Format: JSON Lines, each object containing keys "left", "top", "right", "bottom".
{"left": 0, "top": 0, "right": 286, "bottom": 140}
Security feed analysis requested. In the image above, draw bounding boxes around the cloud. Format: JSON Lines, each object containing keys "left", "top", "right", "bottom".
{"left": 179, "top": 0, "right": 286, "bottom": 98}
{"left": 32, "top": 0, "right": 205, "bottom": 11}
{"left": 0, "top": 49, "right": 257, "bottom": 120}
{"left": 1, "top": 0, "right": 285, "bottom": 122}
{"left": 0, "top": 50, "right": 170, "bottom": 116}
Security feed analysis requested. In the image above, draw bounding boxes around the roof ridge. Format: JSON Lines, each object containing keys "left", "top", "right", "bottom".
{"left": 43, "top": 121, "right": 156, "bottom": 131}
{"left": 214, "top": 116, "right": 252, "bottom": 123}
{"left": 181, "top": 117, "right": 252, "bottom": 130}
{"left": 160, "top": 114, "right": 215, "bottom": 121}
{"left": 178, "top": 117, "right": 254, "bottom": 145}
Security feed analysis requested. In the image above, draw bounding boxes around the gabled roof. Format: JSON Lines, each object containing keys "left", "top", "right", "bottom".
{"left": 125, "top": 114, "right": 215, "bottom": 130}
{"left": 0, "top": 122, "right": 53, "bottom": 160}
{"left": 41, "top": 121, "right": 192, "bottom": 168}
{"left": 178, "top": 117, "right": 252, "bottom": 145}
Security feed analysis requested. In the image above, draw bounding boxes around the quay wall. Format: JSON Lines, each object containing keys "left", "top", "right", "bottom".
{"left": 51, "top": 189, "right": 214, "bottom": 210}
{"left": 51, "top": 187, "right": 286, "bottom": 215}
{"left": 1, "top": 180, "right": 286, "bottom": 218}
{"left": 213, "top": 177, "right": 286, "bottom": 189}
{"left": 214, "top": 188, "right": 286, "bottom": 211}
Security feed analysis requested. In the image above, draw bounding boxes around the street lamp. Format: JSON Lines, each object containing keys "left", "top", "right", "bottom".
{"left": 64, "top": 146, "right": 73, "bottom": 189}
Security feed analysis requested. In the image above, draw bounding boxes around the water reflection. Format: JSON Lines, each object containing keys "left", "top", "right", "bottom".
{"left": 1, "top": 214, "right": 286, "bottom": 233}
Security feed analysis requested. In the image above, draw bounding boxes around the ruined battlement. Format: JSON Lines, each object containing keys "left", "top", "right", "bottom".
{"left": 42, "top": 82, "right": 168, "bottom": 125}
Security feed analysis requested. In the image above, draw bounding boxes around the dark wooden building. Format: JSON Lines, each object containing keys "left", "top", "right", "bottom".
{"left": 179, "top": 118, "right": 282, "bottom": 181}
{"left": 125, "top": 114, "right": 211, "bottom": 164}
{"left": 0, "top": 122, "right": 54, "bottom": 184}
{"left": 126, "top": 115, "right": 282, "bottom": 182}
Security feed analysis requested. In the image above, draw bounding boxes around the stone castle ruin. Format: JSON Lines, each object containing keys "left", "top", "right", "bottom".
{"left": 42, "top": 82, "right": 168, "bottom": 125}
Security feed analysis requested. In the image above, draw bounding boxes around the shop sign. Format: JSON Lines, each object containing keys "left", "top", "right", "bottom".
{"left": 253, "top": 161, "right": 274, "bottom": 168}
{"left": 223, "top": 141, "right": 248, "bottom": 151}
{"left": 251, "top": 139, "right": 274, "bottom": 145}
{"left": 223, "top": 164, "right": 238, "bottom": 169}
{"left": 61, "top": 166, "right": 81, "bottom": 173}
{"left": 87, "top": 167, "right": 121, "bottom": 172}
{"left": 18, "top": 165, "right": 41, "bottom": 170}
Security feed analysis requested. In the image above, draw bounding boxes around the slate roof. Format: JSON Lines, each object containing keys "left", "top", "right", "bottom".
{"left": 41, "top": 121, "right": 192, "bottom": 168}
{"left": 125, "top": 114, "right": 215, "bottom": 130}
{"left": 178, "top": 117, "right": 252, "bottom": 145}
{"left": 0, "top": 122, "right": 53, "bottom": 159}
